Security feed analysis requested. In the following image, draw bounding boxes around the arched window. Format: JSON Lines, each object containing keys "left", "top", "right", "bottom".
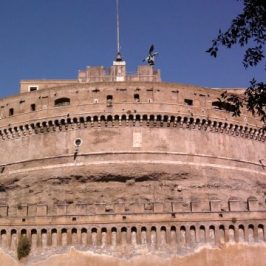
{"left": 111, "top": 227, "right": 117, "bottom": 233}
{"left": 101, "top": 228, "right": 107, "bottom": 233}
{"left": 54, "top": 97, "right": 70, "bottom": 107}
{"left": 131, "top": 227, "right": 137, "bottom": 233}
{"left": 121, "top": 227, "right": 127, "bottom": 232}
{"left": 91, "top": 228, "right": 97, "bottom": 233}
{"left": 21, "top": 229, "right": 27, "bottom": 236}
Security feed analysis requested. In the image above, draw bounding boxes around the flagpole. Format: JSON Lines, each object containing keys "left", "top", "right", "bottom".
{"left": 116, "top": 0, "right": 120, "bottom": 54}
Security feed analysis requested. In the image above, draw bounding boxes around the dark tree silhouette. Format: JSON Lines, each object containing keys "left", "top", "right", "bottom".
{"left": 207, "top": 0, "right": 266, "bottom": 126}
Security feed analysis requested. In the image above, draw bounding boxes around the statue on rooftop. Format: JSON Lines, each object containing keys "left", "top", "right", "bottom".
{"left": 143, "top": 44, "right": 159, "bottom": 65}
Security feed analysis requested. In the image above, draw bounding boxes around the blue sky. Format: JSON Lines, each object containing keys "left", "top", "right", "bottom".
{"left": 0, "top": 0, "right": 265, "bottom": 98}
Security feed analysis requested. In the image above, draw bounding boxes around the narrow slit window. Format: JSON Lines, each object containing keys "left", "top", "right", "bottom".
{"left": 31, "top": 104, "right": 36, "bottom": 111}
{"left": 9, "top": 108, "right": 14, "bottom": 116}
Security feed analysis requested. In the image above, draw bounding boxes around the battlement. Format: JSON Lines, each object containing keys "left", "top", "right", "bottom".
{"left": 19, "top": 64, "right": 161, "bottom": 94}
{"left": 0, "top": 198, "right": 265, "bottom": 257}
{"left": 0, "top": 198, "right": 263, "bottom": 218}
{"left": 78, "top": 64, "right": 161, "bottom": 83}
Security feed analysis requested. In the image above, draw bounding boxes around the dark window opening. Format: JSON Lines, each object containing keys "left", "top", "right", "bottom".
{"left": 184, "top": 99, "right": 193, "bottom": 106}
{"left": 121, "top": 227, "right": 127, "bottom": 232}
{"left": 54, "top": 97, "right": 70, "bottom": 107}
{"left": 171, "top": 90, "right": 179, "bottom": 94}
{"left": 134, "top": 94, "right": 140, "bottom": 102}
{"left": 91, "top": 228, "right": 97, "bottom": 233}
{"left": 29, "top": 86, "right": 38, "bottom": 92}
{"left": 9, "top": 108, "right": 14, "bottom": 116}
{"left": 212, "top": 101, "right": 236, "bottom": 112}
{"left": 107, "top": 95, "right": 113, "bottom": 107}
{"left": 31, "top": 104, "right": 36, "bottom": 111}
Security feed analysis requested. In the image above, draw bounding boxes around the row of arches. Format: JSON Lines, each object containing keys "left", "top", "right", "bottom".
{"left": 0, "top": 223, "right": 265, "bottom": 251}
{"left": 0, "top": 113, "right": 264, "bottom": 142}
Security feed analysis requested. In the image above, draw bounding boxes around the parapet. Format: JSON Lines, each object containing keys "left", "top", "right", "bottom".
{"left": 19, "top": 64, "right": 161, "bottom": 94}
{"left": 0, "top": 197, "right": 263, "bottom": 218}
{"left": 78, "top": 64, "right": 161, "bottom": 83}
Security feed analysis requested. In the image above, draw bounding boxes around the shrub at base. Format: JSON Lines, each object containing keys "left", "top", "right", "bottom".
{"left": 17, "top": 236, "right": 31, "bottom": 260}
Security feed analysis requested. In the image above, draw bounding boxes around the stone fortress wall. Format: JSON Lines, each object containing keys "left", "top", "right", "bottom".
{"left": 0, "top": 80, "right": 265, "bottom": 171}
{"left": 0, "top": 199, "right": 265, "bottom": 253}
{"left": 0, "top": 64, "right": 265, "bottom": 261}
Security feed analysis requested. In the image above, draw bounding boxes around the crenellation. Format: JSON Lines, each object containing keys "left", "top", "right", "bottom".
{"left": 0, "top": 199, "right": 265, "bottom": 219}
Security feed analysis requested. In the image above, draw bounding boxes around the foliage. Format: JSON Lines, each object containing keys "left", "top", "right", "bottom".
{"left": 17, "top": 235, "right": 31, "bottom": 260}
{"left": 207, "top": 0, "right": 266, "bottom": 125}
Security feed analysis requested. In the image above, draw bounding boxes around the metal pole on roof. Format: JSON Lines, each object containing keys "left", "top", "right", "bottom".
{"left": 116, "top": 0, "right": 120, "bottom": 54}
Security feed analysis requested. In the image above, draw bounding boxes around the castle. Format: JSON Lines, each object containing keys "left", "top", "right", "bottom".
{"left": 0, "top": 56, "right": 265, "bottom": 264}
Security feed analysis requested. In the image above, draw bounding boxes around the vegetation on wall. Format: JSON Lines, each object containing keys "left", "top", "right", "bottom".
{"left": 207, "top": 0, "right": 265, "bottom": 126}
{"left": 17, "top": 235, "right": 31, "bottom": 260}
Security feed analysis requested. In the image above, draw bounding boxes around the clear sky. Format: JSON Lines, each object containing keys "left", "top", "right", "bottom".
{"left": 0, "top": 0, "right": 265, "bottom": 98}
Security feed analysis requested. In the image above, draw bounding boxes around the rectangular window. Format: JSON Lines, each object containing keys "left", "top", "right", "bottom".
{"left": 54, "top": 98, "right": 70, "bottom": 107}
{"left": 134, "top": 94, "right": 140, "bottom": 102}
{"left": 107, "top": 95, "right": 113, "bottom": 107}
{"left": 31, "top": 104, "right": 36, "bottom": 111}
{"left": 28, "top": 86, "right": 38, "bottom": 92}
{"left": 9, "top": 108, "right": 14, "bottom": 116}
{"left": 184, "top": 99, "right": 193, "bottom": 106}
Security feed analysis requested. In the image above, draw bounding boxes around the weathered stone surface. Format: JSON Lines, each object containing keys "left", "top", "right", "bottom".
{"left": 1, "top": 244, "right": 266, "bottom": 266}
{"left": 0, "top": 64, "right": 265, "bottom": 264}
